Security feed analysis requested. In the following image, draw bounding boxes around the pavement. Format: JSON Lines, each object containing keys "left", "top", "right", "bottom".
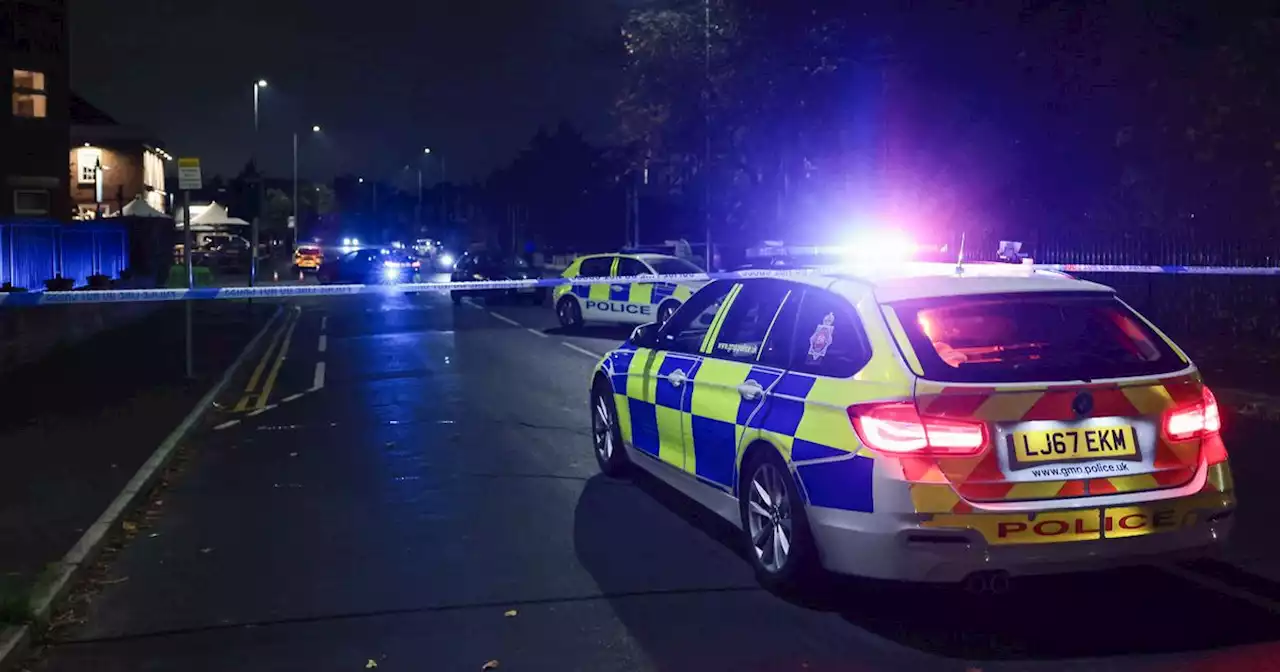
{"left": 0, "top": 282, "right": 1271, "bottom": 671}
{"left": 0, "top": 301, "right": 274, "bottom": 600}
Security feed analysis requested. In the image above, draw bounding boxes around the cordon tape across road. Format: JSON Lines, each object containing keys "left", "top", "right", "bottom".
{"left": 0, "top": 264, "right": 1278, "bottom": 307}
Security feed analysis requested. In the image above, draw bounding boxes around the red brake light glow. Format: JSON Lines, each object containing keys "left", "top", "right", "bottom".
{"left": 1163, "top": 386, "right": 1222, "bottom": 442}
{"left": 848, "top": 401, "right": 987, "bottom": 456}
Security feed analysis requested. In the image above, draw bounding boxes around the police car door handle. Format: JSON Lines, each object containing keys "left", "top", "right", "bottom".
{"left": 737, "top": 380, "right": 763, "bottom": 401}
{"left": 668, "top": 369, "right": 687, "bottom": 387}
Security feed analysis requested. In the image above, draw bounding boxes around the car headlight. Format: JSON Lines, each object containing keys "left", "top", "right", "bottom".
{"left": 472, "top": 273, "right": 486, "bottom": 280}
{"left": 439, "top": 253, "right": 455, "bottom": 267}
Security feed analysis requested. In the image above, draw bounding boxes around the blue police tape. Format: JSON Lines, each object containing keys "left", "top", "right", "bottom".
{"left": 0, "top": 264, "right": 1277, "bottom": 307}
{"left": 0, "top": 268, "right": 825, "bottom": 307}
{"left": 1048, "top": 264, "right": 1280, "bottom": 276}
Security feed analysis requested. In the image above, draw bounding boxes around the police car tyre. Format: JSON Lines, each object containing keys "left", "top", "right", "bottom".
{"left": 557, "top": 296, "right": 583, "bottom": 330}
{"left": 657, "top": 300, "right": 679, "bottom": 325}
{"left": 591, "top": 380, "right": 629, "bottom": 477}
{"left": 450, "top": 291, "right": 462, "bottom": 305}
{"left": 739, "top": 448, "right": 817, "bottom": 589}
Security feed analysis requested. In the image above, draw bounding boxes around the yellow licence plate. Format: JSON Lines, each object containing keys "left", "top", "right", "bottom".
{"left": 1010, "top": 425, "right": 1138, "bottom": 466}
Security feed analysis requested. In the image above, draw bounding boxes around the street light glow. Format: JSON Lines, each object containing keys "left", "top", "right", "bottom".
{"left": 423, "top": 148, "right": 432, "bottom": 155}
{"left": 312, "top": 125, "right": 321, "bottom": 132}
{"left": 256, "top": 79, "right": 268, "bottom": 88}
{"left": 358, "top": 177, "right": 364, "bottom": 183}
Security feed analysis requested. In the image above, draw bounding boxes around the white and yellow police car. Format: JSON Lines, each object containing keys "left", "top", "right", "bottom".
{"left": 588, "top": 263, "right": 1233, "bottom": 588}
{"left": 553, "top": 254, "right": 707, "bottom": 330}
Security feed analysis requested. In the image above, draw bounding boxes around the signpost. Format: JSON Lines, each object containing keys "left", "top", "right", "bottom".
{"left": 177, "top": 157, "right": 202, "bottom": 191}
{"left": 178, "top": 158, "right": 202, "bottom": 379}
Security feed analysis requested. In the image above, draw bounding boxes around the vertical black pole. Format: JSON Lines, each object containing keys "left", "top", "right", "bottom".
{"left": 183, "top": 190, "right": 194, "bottom": 379}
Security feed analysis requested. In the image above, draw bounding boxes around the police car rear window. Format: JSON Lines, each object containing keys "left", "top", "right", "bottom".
{"left": 647, "top": 258, "right": 703, "bottom": 275}
{"left": 892, "top": 293, "right": 1185, "bottom": 383}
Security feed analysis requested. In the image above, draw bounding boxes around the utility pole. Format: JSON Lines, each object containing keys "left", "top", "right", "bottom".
{"left": 251, "top": 79, "right": 267, "bottom": 287}
{"left": 292, "top": 131, "right": 298, "bottom": 252}
{"left": 702, "top": 0, "right": 713, "bottom": 272}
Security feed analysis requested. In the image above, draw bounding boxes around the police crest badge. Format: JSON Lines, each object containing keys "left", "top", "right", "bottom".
{"left": 807, "top": 312, "right": 836, "bottom": 361}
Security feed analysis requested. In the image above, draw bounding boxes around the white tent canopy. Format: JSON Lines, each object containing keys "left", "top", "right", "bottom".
{"left": 191, "top": 202, "right": 249, "bottom": 226}
{"left": 121, "top": 195, "right": 170, "bottom": 218}
{"left": 175, "top": 202, "right": 250, "bottom": 229}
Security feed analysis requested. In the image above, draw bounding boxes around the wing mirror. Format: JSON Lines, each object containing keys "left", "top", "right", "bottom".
{"left": 630, "top": 321, "right": 661, "bottom": 348}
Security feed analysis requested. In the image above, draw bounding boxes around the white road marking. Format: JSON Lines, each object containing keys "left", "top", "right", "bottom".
{"left": 562, "top": 342, "right": 603, "bottom": 358}
{"left": 318, "top": 334, "right": 328, "bottom": 352}
{"left": 312, "top": 361, "right": 326, "bottom": 390}
{"left": 282, "top": 392, "right": 306, "bottom": 403}
{"left": 526, "top": 328, "right": 548, "bottom": 338}
{"left": 1160, "top": 564, "right": 1280, "bottom": 615}
{"left": 247, "top": 404, "right": 278, "bottom": 417}
{"left": 490, "top": 312, "right": 521, "bottom": 327}
{"left": 213, "top": 419, "right": 241, "bottom": 431}
{"left": 321, "top": 315, "right": 328, "bottom": 332}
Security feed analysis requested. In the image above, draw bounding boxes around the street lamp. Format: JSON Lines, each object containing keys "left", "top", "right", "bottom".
{"left": 251, "top": 79, "right": 268, "bottom": 287}
{"left": 293, "top": 123, "right": 323, "bottom": 251}
{"left": 419, "top": 148, "right": 446, "bottom": 228}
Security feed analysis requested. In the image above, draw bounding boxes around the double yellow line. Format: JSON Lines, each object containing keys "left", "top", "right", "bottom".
{"left": 234, "top": 308, "right": 301, "bottom": 412}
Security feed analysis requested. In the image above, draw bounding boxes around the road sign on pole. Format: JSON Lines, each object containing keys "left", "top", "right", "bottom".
{"left": 178, "top": 158, "right": 203, "bottom": 191}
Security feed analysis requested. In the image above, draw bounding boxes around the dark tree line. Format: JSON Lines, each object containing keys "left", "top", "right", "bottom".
{"left": 611, "top": 1, "right": 1280, "bottom": 248}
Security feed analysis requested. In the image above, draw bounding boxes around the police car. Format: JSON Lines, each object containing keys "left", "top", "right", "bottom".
{"left": 553, "top": 253, "right": 707, "bottom": 330}
{"left": 587, "top": 263, "right": 1233, "bottom": 588}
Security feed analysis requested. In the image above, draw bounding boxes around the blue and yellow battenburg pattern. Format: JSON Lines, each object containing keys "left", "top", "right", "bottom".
{"left": 552, "top": 255, "right": 695, "bottom": 309}
{"left": 598, "top": 289, "right": 914, "bottom": 514}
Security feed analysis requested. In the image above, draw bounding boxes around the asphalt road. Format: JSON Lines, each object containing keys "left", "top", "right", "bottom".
{"left": 28, "top": 288, "right": 1280, "bottom": 672}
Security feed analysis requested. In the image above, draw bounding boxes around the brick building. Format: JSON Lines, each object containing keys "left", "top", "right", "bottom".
{"left": 0, "top": 0, "right": 70, "bottom": 219}
{"left": 69, "top": 95, "right": 170, "bottom": 219}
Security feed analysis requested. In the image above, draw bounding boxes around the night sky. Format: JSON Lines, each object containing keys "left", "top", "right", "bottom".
{"left": 71, "top": 0, "right": 629, "bottom": 185}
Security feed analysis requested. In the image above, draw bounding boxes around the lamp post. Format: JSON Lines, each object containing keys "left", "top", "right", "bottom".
{"left": 292, "top": 124, "right": 321, "bottom": 251}
{"left": 417, "top": 148, "right": 430, "bottom": 231}
{"left": 251, "top": 78, "right": 267, "bottom": 286}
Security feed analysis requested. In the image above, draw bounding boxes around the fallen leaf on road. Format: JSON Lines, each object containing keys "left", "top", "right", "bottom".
{"left": 121, "top": 521, "right": 138, "bottom": 533}
{"left": 148, "top": 533, "right": 159, "bottom": 538}
{"left": 504, "top": 609, "right": 517, "bottom": 617}
{"left": 482, "top": 661, "right": 500, "bottom": 670}
{"left": 366, "top": 660, "right": 378, "bottom": 669}
{"left": 200, "top": 547, "right": 214, "bottom": 554}
{"left": 289, "top": 452, "right": 298, "bottom": 457}
{"left": 98, "top": 577, "right": 129, "bottom": 585}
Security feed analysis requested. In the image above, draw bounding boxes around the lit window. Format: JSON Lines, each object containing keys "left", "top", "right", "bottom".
{"left": 77, "top": 148, "right": 101, "bottom": 184}
{"left": 14, "top": 189, "right": 51, "bottom": 215}
{"left": 143, "top": 150, "right": 165, "bottom": 191}
{"left": 12, "top": 69, "right": 48, "bottom": 118}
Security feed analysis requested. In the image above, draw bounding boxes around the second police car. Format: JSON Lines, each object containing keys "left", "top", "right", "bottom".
{"left": 588, "top": 263, "right": 1234, "bottom": 588}
{"left": 553, "top": 254, "right": 707, "bottom": 330}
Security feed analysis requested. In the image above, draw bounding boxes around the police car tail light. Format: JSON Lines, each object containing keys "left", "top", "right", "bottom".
{"left": 848, "top": 402, "right": 987, "bottom": 456}
{"left": 1163, "top": 386, "right": 1221, "bottom": 442}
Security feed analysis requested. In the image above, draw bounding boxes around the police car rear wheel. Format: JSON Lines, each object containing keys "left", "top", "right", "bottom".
{"left": 591, "top": 384, "right": 628, "bottom": 477}
{"left": 557, "top": 297, "right": 583, "bottom": 330}
{"left": 740, "top": 451, "right": 815, "bottom": 589}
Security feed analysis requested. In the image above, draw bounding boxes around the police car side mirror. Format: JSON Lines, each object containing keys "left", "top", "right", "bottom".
{"left": 631, "top": 322, "right": 661, "bottom": 348}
